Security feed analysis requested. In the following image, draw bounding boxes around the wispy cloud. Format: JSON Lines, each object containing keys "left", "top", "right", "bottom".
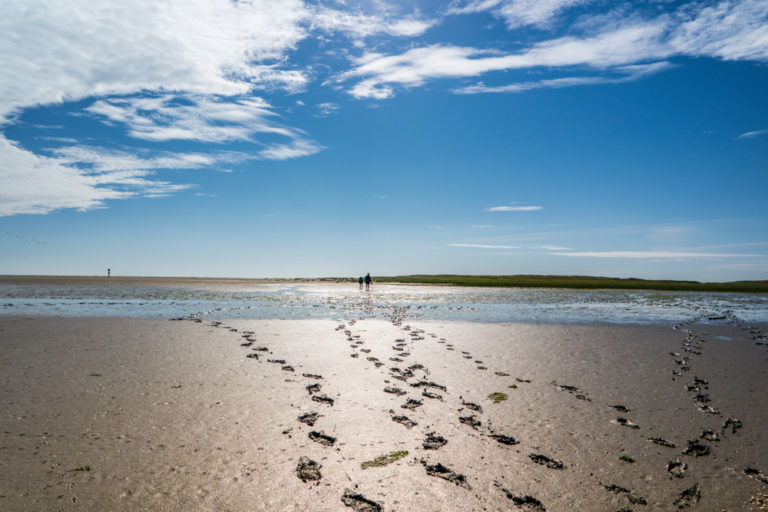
{"left": 449, "top": 243, "right": 520, "bottom": 249}
{"left": 86, "top": 95, "right": 297, "bottom": 143}
{"left": 540, "top": 245, "right": 571, "bottom": 251}
{"left": 455, "top": 62, "right": 673, "bottom": 94}
{"left": 485, "top": 205, "right": 543, "bottom": 212}
{"left": 737, "top": 128, "right": 768, "bottom": 139}
{"left": 553, "top": 250, "right": 761, "bottom": 258}
{"left": 345, "top": 1, "right": 768, "bottom": 98}
{"left": 448, "top": 0, "right": 593, "bottom": 29}
{"left": 314, "top": 102, "right": 340, "bottom": 117}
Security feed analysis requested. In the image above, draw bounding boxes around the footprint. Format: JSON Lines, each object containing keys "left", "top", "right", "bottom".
{"left": 308, "top": 431, "right": 336, "bottom": 446}
{"left": 672, "top": 483, "right": 700, "bottom": 509}
{"left": 423, "top": 433, "right": 447, "bottom": 450}
{"left": 422, "top": 461, "right": 471, "bottom": 489}
{"left": 649, "top": 437, "right": 676, "bottom": 448}
{"left": 682, "top": 439, "right": 710, "bottom": 457}
{"left": 529, "top": 453, "right": 562, "bottom": 469}
{"left": 401, "top": 398, "right": 423, "bottom": 410}
{"left": 667, "top": 458, "right": 688, "bottom": 478}
{"left": 501, "top": 491, "right": 545, "bottom": 511}
{"left": 391, "top": 415, "right": 417, "bottom": 429}
{"left": 298, "top": 412, "right": 320, "bottom": 426}
{"left": 311, "top": 395, "right": 334, "bottom": 406}
{"left": 341, "top": 490, "right": 382, "bottom": 512}
{"left": 296, "top": 456, "right": 322, "bottom": 482}
{"left": 489, "top": 434, "right": 518, "bottom": 446}
{"left": 459, "top": 415, "right": 481, "bottom": 429}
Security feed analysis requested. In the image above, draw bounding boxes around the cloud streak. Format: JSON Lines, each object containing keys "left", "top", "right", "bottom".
{"left": 485, "top": 205, "right": 543, "bottom": 212}
{"left": 553, "top": 251, "right": 761, "bottom": 259}
{"left": 449, "top": 243, "right": 520, "bottom": 249}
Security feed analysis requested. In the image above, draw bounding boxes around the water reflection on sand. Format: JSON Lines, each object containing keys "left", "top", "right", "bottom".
{"left": 2, "top": 280, "right": 767, "bottom": 325}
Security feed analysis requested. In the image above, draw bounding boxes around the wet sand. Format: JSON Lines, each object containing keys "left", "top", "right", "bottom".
{"left": 1, "top": 315, "right": 767, "bottom": 511}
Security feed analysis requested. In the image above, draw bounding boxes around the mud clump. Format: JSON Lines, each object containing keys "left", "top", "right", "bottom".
{"left": 306, "top": 383, "right": 322, "bottom": 395}
{"left": 422, "top": 390, "right": 443, "bottom": 400}
{"left": 302, "top": 373, "right": 323, "bottom": 379}
{"left": 296, "top": 456, "right": 322, "bottom": 482}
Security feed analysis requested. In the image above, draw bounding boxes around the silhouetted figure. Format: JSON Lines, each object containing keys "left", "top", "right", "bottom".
{"left": 358, "top": 276, "right": 363, "bottom": 290}
{"left": 107, "top": 268, "right": 111, "bottom": 278}
{"left": 364, "top": 273, "right": 371, "bottom": 291}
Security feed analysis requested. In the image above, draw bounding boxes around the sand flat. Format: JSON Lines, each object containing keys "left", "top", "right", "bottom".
{"left": 1, "top": 315, "right": 767, "bottom": 511}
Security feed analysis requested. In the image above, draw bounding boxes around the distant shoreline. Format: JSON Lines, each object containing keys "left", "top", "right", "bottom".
{"left": 1, "top": 274, "right": 766, "bottom": 294}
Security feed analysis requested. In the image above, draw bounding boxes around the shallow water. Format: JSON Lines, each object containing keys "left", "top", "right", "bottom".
{"left": 1, "top": 281, "right": 767, "bottom": 325}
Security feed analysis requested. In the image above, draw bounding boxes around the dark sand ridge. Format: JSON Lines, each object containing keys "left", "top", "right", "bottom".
{"left": 1, "top": 315, "right": 766, "bottom": 511}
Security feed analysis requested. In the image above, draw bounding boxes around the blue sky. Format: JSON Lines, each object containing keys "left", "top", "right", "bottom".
{"left": 1, "top": 0, "right": 767, "bottom": 280}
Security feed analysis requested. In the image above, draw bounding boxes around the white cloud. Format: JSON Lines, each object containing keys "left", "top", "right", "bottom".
{"left": 472, "top": 224, "right": 495, "bottom": 229}
{"left": 448, "top": 0, "right": 591, "bottom": 29}
{"left": 257, "top": 138, "right": 324, "bottom": 160}
{"left": 342, "top": 22, "right": 671, "bottom": 97}
{"left": 310, "top": 7, "right": 436, "bottom": 38}
{"left": 0, "top": 0, "right": 430, "bottom": 217}
{"left": 455, "top": 61, "right": 673, "bottom": 94}
{"left": 86, "top": 94, "right": 302, "bottom": 144}
{"left": 0, "top": 138, "right": 189, "bottom": 216}
{"left": 737, "top": 128, "right": 768, "bottom": 139}
{"left": 485, "top": 205, "right": 543, "bottom": 211}
{"left": 540, "top": 245, "right": 571, "bottom": 250}
{"left": 345, "top": 1, "right": 768, "bottom": 98}
{"left": 315, "top": 102, "right": 340, "bottom": 117}
{"left": 449, "top": 243, "right": 520, "bottom": 249}
{"left": 553, "top": 251, "right": 761, "bottom": 258}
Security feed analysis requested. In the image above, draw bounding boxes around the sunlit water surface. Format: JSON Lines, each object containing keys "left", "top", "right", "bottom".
{"left": 2, "top": 281, "right": 767, "bottom": 325}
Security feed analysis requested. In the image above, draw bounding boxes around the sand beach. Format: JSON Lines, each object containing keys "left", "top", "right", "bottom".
{"left": 1, "top": 281, "right": 768, "bottom": 511}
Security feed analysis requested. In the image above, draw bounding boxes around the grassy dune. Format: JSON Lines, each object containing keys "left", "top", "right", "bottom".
{"left": 374, "top": 275, "right": 768, "bottom": 293}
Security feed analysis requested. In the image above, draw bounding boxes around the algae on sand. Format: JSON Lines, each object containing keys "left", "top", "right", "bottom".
{"left": 488, "top": 392, "right": 508, "bottom": 403}
{"left": 361, "top": 450, "right": 409, "bottom": 469}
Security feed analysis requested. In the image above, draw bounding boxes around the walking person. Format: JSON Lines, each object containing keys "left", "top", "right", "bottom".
{"left": 364, "top": 273, "right": 371, "bottom": 291}
{"left": 358, "top": 276, "right": 363, "bottom": 290}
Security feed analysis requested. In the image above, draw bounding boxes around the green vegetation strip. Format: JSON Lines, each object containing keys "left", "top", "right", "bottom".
{"left": 361, "top": 450, "right": 408, "bottom": 469}
{"left": 488, "top": 392, "right": 508, "bottom": 403}
{"left": 69, "top": 466, "right": 91, "bottom": 472}
{"left": 374, "top": 274, "right": 768, "bottom": 294}
{"left": 619, "top": 455, "right": 635, "bottom": 463}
